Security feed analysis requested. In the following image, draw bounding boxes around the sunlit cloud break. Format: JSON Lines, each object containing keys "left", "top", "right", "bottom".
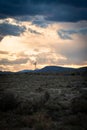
{"left": 0, "top": 0, "right": 87, "bottom": 71}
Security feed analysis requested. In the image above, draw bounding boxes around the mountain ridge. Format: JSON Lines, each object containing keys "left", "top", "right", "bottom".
{"left": 0, "top": 66, "right": 87, "bottom": 74}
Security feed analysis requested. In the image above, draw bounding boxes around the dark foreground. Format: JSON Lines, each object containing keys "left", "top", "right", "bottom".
{"left": 0, "top": 73, "right": 87, "bottom": 130}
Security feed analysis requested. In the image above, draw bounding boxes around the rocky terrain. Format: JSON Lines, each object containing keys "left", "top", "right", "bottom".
{"left": 0, "top": 72, "right": 87, "bottom": 130}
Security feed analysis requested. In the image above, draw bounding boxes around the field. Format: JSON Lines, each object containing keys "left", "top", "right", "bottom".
{"left": 0, "top": 73, "right": 87, "bottom": 130}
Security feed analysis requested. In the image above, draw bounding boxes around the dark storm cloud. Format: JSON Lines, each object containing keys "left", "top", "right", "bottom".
{"left": 0, "top": 36, "right": 3, "bottom": 41}
{"left": 0, "top": 22, "right": 26, "bottom": 40}
{"left": 58, "top": 28, "right": 87, "bottom": 40}
{"left": 0, "top": 58, "right": 29, "bottom": 65}
{"left": 28, "top": 28, "right": 41, "bottom": 35}
{"left": 29, "top": 0, "right": 87, "bottom": 8}
{"left": 58, "top": 30, "right": 72, "bottom": 40}
{"left": 31, "top": 16, "right": 49, "bottom": 28}
{"left": 0, "top": 0, "right": 87, "bottom": 22}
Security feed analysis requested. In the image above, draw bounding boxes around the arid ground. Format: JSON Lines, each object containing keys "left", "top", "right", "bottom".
{"left": 0, "top": 73, "right": 87, "bottom": 130}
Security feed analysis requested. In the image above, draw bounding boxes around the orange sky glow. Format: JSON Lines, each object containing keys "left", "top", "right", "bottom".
{"left": 0, "top": 18, "right": 87, "bottom": 72}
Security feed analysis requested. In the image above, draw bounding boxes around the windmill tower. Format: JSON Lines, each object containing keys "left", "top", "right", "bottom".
{"left": 33, "top": 61, "right": 37, "bottom": 70}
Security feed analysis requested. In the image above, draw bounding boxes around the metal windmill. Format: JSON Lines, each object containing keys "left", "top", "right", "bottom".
{"left": 33, "top": 61, "right": 37, "bottom": 70}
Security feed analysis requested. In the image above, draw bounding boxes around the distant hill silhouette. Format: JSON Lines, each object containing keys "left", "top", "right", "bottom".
{"left": 0, "top": 66, "right": 87, "bottom": 74}
{"left": 18, "top": 66, "right": 87, "bottom": 74}
{"left": 77, "top": 67, "right": 87, "bottom": 72}
{"left": 34, "top": 66, "right": 75, "bottom": 73}
{"left": 0, "top": 71, "right": 12, "bottom": 74}
{"left": 18, "top": 70, "right": 33, "bottom": 73}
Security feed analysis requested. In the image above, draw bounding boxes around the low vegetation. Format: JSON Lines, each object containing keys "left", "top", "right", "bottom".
{"left": 0, "top": 73, "right": 87, "bottom": 129}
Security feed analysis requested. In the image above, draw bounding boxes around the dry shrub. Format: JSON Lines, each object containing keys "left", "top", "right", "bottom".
{"left": 0, "top": 91, "right": 18, "bottom": 112}
{"left": 71, "top": 94, "right": 87, "bottom": 114}
{"left": 21, "top": 111, "right": 54, "bottom": 130}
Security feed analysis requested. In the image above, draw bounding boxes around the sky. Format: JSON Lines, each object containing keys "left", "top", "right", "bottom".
{"left": 0, "top": 0, "right": 87, "bottom": 72}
